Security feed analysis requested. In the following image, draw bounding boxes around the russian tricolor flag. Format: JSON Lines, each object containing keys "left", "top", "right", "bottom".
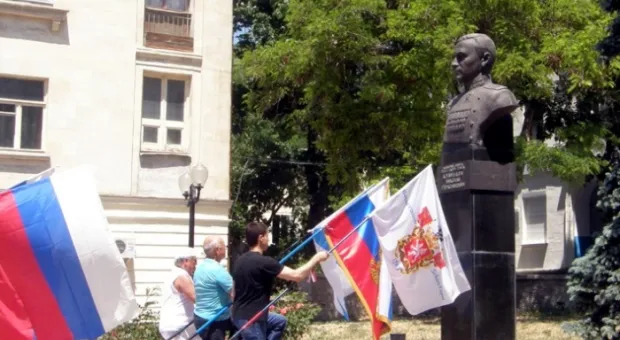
{"left": 0, "top": 265, "right": 35, "bottom": 339}
{"left": 316, "top": 178, "right": 393, "bottom": 340}
{"left": 0, "top": 166, "right": 138, "bottom": 340}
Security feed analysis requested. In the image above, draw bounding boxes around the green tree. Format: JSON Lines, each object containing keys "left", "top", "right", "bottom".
{"left": 563, "top": 2, "right": 620, "bottom": 338}
{"left": 234, "top": 0, "right": 289, "bottom": 55}
{"left": 231, "top": 0, "right": 336, "bottom": 256}
{"left": 565, "top": 158, "right": 620, "bottom": 339}
{"left": 241, "top": 0, "right": 617, "bottom": 192}
{"left": 232, "top": 0, "right": 620, "bottom": 252}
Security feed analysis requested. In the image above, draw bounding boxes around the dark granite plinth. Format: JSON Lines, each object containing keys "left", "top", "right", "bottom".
{"left": 440, "top": 190, "right": 515, "bottom": 253}
{"left": 438, "top": 146, "right": 516, "bottom": 340}
{"left": 441, "top": 252, "right": 515, "bottom": 340}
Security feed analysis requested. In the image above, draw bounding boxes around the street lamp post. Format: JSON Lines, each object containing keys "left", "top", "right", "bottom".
{"left": 179, "top": 163, "right": 209, "bottom": 248}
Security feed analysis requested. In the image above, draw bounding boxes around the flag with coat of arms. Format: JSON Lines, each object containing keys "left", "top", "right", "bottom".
{"left": 368, "top": 165, "right": 470, "bottom": 315}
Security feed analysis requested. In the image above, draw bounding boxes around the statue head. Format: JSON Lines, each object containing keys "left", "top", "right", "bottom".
{"left": 451, "top": 33, "right": 496, "bottom": 85}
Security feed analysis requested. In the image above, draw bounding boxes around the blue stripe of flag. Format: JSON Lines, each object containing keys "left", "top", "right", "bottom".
{"left": 314, "top": 230, "right": 331, "bottom": 251}
{"left": 13, "top": 179, "right": 104, "bottom": 339}
{"left": 344, "top": 195, "right": 380, "bottom": 260}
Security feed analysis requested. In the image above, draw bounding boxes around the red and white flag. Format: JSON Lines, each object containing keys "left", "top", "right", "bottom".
{"left": 369, "top": 165, "right": 470, "bottom": 315}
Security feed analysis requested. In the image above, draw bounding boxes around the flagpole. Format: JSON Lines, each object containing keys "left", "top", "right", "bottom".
{"left": 228, "top": 289, "right": 290, "bottom": 340}
{"left": 327, "top": 212, "right": 375, "bottom": 254}
{"left": 278, "top": 227, "right": 323, "bottom": 264}
{"left": 227, "top": 215, "right": 372, "bottom": 340}
{"left": 277, "top": 235, "right": 307, "bottom": 258}
{"left": 187, "top": 178, "right": 389, "bottom": 340}
{"left": 178, "top": 210, "right": 377, "bottom": 340}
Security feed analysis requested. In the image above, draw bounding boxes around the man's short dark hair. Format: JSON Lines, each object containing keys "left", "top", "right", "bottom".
{"left": 246, "top": 221, "right": 268, "bottom": 247}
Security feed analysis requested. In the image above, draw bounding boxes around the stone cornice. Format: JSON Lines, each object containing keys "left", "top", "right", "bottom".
{"left": 100, "top": 195, "right": 233, "bottom": 226}
{"left": 100, "top": 194, "right": 232, "bottom": 207}
{"left": 0, "top": 1, "right": 68, "bottom": 32}
{"left": 0, "top": 149, "right": 50, "bottom": 162}
{"left": 136, "top": 47, "right": 203, "bottom": 71}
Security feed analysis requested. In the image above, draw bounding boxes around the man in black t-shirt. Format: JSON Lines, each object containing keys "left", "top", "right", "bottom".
{"left": 232, "top": 221, "right": 329, "bottom": 340}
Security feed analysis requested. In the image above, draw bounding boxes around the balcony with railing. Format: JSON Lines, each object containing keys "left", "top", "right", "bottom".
{"left": 144, "top": 6, "right": 193, "bottom": 52}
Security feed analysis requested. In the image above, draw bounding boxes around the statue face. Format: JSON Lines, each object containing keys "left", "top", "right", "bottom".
{"left": 451, "top": 39, "right": 482, "bottom": 84}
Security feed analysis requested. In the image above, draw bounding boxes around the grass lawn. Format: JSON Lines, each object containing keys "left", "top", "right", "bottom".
{"left": 304, "top": 316, "right": 579, "bottom": 340}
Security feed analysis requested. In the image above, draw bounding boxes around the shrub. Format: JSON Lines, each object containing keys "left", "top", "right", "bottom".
{"left": 99, "top": 288, "right": 161, "bottom": 340}
{"left": 269, "top": 290, "right": 321, "bottom": 340}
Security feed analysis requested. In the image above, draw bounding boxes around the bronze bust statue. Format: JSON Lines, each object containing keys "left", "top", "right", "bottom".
{"left": 441, "top": 33, "right": 519, "bottom": 163}
{"left": 439, "top": 34, "right": 519, "bottom": 340}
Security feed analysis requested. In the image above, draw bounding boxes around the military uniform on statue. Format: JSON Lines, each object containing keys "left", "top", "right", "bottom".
{"left": 441, "top": 34, "right": 519, "bottom": 166}
{"left": 438, "top": 33, "right": 520, "bottom": 340}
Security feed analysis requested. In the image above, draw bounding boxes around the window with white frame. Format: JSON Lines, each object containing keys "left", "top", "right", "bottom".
{"left": 522, "top": 192, "right": 547, "bottom": 244}
{"left": 0, "top": 77, "right": 45, "bottom": 151}
{"left": 140, "top": 74, "right": 189, "bottom": 152}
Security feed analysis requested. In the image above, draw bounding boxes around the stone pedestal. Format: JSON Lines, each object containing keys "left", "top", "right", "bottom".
{"left": 438, "top": 147, "right": 516, "bottom": 340}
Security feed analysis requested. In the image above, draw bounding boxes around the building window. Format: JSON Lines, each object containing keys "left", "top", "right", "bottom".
{"left": 141, "top": 75, "right": 189, "bottom": 152}
{"left": 522, "top": 192, "right": 547, "bottom": 244}
{"left": 0, "top": 77, "right": 45, "bottom": 151}
{"left": 144, "top": 0, "right": 193, "bottom": 52}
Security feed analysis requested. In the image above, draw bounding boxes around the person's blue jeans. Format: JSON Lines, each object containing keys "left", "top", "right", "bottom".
{"left": 233, "top": 312, "right": 287, "bottom": 340}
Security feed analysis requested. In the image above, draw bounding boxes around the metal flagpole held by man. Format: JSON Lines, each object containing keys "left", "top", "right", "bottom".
{"left": 185, "top": 181, "right": 387, "bottom": 340}
{"left": 165, "top": 234, "right": 316, "bottom": 340}
{"left": 187, "top": 224, "right": 327, "bottom": 340}
{"left": 228, "top": 216, "right": 375, "bottom": 340}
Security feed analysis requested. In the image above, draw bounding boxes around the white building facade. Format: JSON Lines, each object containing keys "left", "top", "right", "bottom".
{"left": 515, "top": 172, "right": 600, "bottom": 272}
{"left": 0, "top": 0, "right": 233, "bottom": 306}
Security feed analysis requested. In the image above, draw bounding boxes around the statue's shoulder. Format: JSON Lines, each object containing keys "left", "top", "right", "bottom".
{"left": 480, "top": 83, "right": 519, "bottom": 111}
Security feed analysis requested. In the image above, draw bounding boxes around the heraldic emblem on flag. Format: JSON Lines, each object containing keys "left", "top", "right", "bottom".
{"left": 394, "top": 207, "right": 446, "bottom": 275}
{"left": 369, "top": 165, "right": 470, "bottom": 316}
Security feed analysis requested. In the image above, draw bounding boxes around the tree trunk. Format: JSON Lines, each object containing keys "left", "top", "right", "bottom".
{"left": 304, "top": 127, "right": 331, "bottom": 235}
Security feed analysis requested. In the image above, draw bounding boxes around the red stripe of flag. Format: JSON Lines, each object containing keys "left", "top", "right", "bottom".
{"left": 325, "top": 212, "right": 387, "bottom": 340}
{"left": 0, "top": 265, "right": 34, "bottom": 340}
{"left": 0, "top": 192, "right": 72, "bottom": 339}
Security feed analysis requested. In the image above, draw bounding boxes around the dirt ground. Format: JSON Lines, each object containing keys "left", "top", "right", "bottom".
{"left": 304, "top": 317, "right": 579, "bottom": 340}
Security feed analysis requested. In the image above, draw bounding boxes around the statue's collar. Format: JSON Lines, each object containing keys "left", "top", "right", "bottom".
{"left": 462, "top": 75, "right": 491, "bottom": 92}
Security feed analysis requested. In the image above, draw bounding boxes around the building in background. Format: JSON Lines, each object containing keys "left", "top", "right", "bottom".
{"left": 0, "top": 0, "right": 233, "bottom": 306}
{"left": 515, "top": 171, "right": 601, "bottom": 272}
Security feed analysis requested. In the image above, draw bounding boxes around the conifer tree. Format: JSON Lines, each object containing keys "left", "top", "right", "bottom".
{"left": 565, "top": 156, "right": 620, "bottom": 339}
